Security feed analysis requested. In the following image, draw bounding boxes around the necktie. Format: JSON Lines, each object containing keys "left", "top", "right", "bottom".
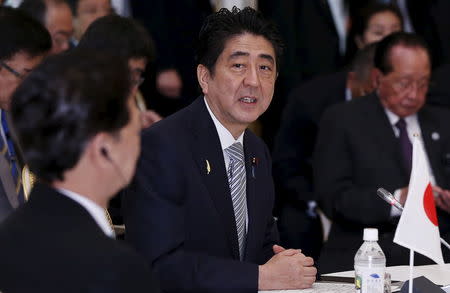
{"left": 1, "top": 113, "right": 24, "bottom": 204}
{"left": 395, "top": 118, "right": 412, "bottom": 175}
{"left": 225, "top": 142, "right": 247, "bottom": 260}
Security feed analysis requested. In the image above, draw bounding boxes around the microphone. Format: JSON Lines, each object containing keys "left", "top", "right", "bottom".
{"left": 377, "top": 188, "right": 404, "bottom": 211}
{"left": 101, "top": 147, "right": 128, "bottom": 186}
{"left": 377, "top": 187, "right": 450, "bottom": 251}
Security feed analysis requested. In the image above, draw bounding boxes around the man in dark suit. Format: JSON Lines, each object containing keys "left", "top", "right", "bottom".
{"left": 272, "top": 44, "right": 377, "bottom": 261}
{"left": 314, "top": 32, "right": 450, "bottom": 273}
{"left": 123, "top": 7, "right": 316, "bottom": 293}
{"left": 0, "top": 50, "right": 159, "bottom": 292}
{"left": 0, "top": 6, "right": 51, "bottom": 222}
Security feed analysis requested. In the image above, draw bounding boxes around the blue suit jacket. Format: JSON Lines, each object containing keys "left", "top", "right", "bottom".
{"left": 123, "top": 97, "right": 279, "bottom": 293}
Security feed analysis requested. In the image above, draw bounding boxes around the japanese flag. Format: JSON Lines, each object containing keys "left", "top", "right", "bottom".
{"left": 393, "top": 136, "right": 444, "bottom": 264}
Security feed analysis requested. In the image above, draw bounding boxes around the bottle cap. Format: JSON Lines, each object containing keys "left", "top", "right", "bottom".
{"left": 363, "top": 228, "right": 378, "bottom": 241}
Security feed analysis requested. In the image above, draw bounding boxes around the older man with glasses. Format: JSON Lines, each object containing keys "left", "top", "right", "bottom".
{"left": 314, "top": 32, "right": 450, "bottom": 273}
{"left": 0, "top": 6, "right": 51, "bottom": 222}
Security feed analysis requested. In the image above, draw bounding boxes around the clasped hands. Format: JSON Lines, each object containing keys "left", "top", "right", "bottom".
{"left": 258, "top": 245, "right": 317, "bottom": 290}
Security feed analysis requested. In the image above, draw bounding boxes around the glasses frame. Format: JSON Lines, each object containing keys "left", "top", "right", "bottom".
{"left": 0, "top": 60, "right": 24, "bottom": 79}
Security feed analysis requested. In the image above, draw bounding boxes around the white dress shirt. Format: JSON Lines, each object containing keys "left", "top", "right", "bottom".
{"left": 57, "top": 188, "right": 115, "bottom": 238}
{"left": 384, "top": 108, "right": 436, "bottom": 217}
{"left": 204, "top": 97, "right": 248, "bottom": 232}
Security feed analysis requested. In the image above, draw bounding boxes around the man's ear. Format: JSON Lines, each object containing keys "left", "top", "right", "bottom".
{"left": 197, "top": 64, "right": 211, "bottom": 95}
{"left": 371, "top": 68, "right": 382, "bottom": 89}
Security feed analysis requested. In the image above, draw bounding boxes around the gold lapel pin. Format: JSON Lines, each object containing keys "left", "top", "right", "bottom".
{"left": 206, "top": 160, "right": 211, "bottom": 175}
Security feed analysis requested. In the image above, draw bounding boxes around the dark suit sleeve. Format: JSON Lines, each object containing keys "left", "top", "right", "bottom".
{"left": 123, "top": 130, "right": 258, "bottom": 293}
{"left": 313, "top": 105, "right": 391, "bottom": 226}
{"left": 261, "top": 144, "right": 279, "bottom": 262}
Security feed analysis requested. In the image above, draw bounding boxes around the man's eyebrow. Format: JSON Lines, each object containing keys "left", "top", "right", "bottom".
{"left": 228, "top": 51, "right": 275, "bottom": 63}
{"left": 259, "top": 54, "right": 274, "bottom": 63}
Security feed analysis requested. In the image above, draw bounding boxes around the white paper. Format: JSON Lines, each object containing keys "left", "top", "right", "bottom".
{"left": 259, "top": 282, "right": 355, "bottom": 293}
{"left": 323, "top": 263, "right": 450, "bottom": 286}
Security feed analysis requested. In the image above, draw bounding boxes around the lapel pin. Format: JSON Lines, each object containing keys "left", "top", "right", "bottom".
{"left": 206, "top": 160, "right": 211, "bottom": 175}
{"left": 251, "top": 157, "right": 258, "bottom": 178}
{"left": 431, "top": 132, "right": 440, "bottom": 141}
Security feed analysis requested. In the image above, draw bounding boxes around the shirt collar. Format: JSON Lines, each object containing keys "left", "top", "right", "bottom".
{"left": 57, "top": 187, "right": 115, "bottom": 238}
{"left": 384, "top": 107, "right": 417, "bottom": 127}
{"left": 204, "top": 97, "right": 244, "bottom": 151}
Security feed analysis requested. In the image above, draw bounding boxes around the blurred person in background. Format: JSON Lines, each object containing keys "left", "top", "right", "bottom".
{"left": 272, "top": 43, "right": 378, "bottom": 263}
{"left": 346, "top": 3, "right": 403, "bottom": 58}
{"left": 66, "top": 0, "right": 112, "bottom": 43}
{"left": 0, "top": 6, "right": 51, "bottom": 222}
{"left": 19, "top": 0, "right": 74, "bottom": 55}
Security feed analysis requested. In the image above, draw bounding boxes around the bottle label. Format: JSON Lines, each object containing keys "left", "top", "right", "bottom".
{"left": 355, "top": 266, "right": 385, "bottom": 293}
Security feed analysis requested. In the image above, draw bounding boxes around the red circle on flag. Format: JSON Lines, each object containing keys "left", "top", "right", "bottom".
{"left": 423, "top": 183, "right": 438, "bottom": 226}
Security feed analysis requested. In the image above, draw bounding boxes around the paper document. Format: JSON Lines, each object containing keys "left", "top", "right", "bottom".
{"left": 259, "top": 282, "right": 355, "bottom": 293}
{"left": 323, "top": 263, "right": 450, "bottom": 286}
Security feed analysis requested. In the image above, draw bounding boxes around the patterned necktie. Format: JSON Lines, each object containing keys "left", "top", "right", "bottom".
{"left": 225, "top": 142, "right": 247, "bottom": 260}
{"left": 395, "top": 118, "right": 412, "bottom": 175}
{"left": 1, "top": 113, "right": 24, "bottom": 204}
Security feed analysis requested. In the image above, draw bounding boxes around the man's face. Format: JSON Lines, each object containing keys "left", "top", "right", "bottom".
{"left": 0, "top": 52, "right": 44, "bottom": 110}
{"left": 74, "top": 0, "right": 112, "bottom": 40}
{"left": 377, "top": 46, "right": 430, "bottom": 117}
{"left": 358, "top": 11, "right": 402, "bottom": 48}
{"left": 45, "top": 2, "right": 74, "bottom": 55}
{"left": 198, "top": 33, "right": 277, "bottom": 137}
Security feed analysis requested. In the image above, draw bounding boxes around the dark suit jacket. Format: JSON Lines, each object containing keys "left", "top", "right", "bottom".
{"left": 123, "top": 97, "right": 279, "bottom": 293}
{"left": 407, "top": 0, "right": 450, "bottom": 67}
{"left": 273, "top": 71, "right": 348, "bottom": 208}
{"left": 0, "top": 183, "right": 159, "bottom": 293}
{"left": 427, "top": 63, "right": 450, "bottom": 108}
{"left": 313, "top": 93, "right": 450, "bottom": 273}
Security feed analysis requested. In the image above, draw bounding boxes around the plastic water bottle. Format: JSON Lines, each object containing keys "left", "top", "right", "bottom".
{"left": 354, "top": 228, "right": 386, "bottom": 293}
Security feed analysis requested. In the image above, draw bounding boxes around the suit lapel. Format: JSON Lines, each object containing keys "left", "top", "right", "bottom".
{"left": 419, "top": 108, "right": 444, "bottom": 186}
{"left": 365, "top": 94, "right": 408, "bottom": 179}
{"left": 242, "top": 131, "right": 259, "bottom": 261}
{"left": 188, "top": 98, "right": 240, "bottom": 259}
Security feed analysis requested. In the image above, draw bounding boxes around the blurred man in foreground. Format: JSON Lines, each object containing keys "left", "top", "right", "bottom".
{"left": 0, "top": 50, "right": 159, "bottom": 292}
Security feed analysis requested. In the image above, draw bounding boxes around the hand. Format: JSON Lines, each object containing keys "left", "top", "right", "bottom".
{"left": 272, "top": 244, "right": 301, "bottom": 255}
{"left": 433, "top": 186, "right": 450, "bottom": 213}
{"left": 156, "top": 69, "right": 182, "bottom": 98}
{"left": 141, "top": 109, "right": 162, "bottom": 128}
{"left": 258, "top": 249, "right": 316, "bottom": 290}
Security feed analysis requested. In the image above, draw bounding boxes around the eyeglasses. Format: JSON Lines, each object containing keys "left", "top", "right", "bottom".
{"left": 0, "top": 60, "right": 25, "bottom": 79}
{"left": 133, "top": 77, "right": 145, "bottom": 87}
{"left": 389, "top": 78, "right": 430, "bottom": 94}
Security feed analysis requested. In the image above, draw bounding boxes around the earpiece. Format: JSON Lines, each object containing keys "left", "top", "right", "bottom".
{"left": 100, "top": 147, "right": 109, "bottom": 159}
{"left": 100, "top": 147, "right": 127, "bottom": 186}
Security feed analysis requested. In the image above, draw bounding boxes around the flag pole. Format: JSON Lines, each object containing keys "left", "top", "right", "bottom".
{"left": 408, "top": 249, "right": 414, "bottom": 293}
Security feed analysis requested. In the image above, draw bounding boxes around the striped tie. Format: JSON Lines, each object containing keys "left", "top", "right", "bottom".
{"left": 1, "top": 113, "right": 24, "bottom": 204}
{"left": 225, "top": 142, "right": 247, "bottom": 260}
